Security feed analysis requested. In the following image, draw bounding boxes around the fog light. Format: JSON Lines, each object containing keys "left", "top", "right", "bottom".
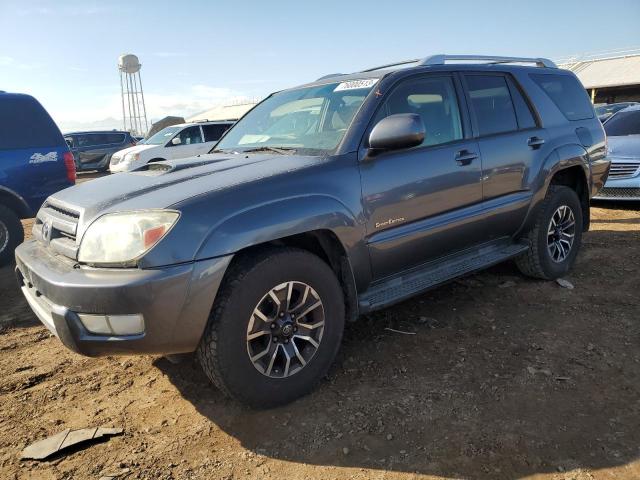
{"left": 78, "top": 313, "right": 145, "bottom": 336}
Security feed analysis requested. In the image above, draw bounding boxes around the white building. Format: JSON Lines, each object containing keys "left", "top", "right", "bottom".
{"left": 558, "top": 48, "right": 640, "bottom": 104}
{"left": 188, "top": 98, "right": 259, "bottom": 123}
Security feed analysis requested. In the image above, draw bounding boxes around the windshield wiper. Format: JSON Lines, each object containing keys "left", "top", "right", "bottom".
{"left": 242, "top": 146, "right": 296, "bottom": 155}
{"left": 209, "top": 148, "right": 238, "bottom": 154}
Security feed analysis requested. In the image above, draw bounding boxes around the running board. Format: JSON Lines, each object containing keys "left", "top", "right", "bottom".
{"left": 358, "top": 240, "right": 529, "bottom": 313}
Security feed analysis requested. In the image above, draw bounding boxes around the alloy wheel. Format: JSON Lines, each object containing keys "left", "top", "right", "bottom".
{"left": 547, "top": 205, "right": 576, "bottom": 263}
{"left": 246, "top": 281, "right": 325, "bottom": 378}
{"left": 0, "top": 221, "right": 8, "bottom": 253}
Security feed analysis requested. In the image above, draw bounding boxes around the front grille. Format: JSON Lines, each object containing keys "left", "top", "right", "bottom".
{"left": 595, "top": 187, "right": 640, "bottom": 199}
{"left": 34, "top": 201, "right": 80, "bottom": 259}
{"left": 608, "top": 160, "right": 640, "bottom": 179}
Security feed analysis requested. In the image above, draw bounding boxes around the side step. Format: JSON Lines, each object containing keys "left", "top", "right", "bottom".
{"left": 358, "top": 239, "right": 529, "bottom": 313}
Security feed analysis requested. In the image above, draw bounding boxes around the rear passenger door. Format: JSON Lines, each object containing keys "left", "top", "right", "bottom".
{"left": 74, "top": 134, "right": 102, "bottom": 166}
{"left": 462, "top": 73, "right": 546, "bottom": 239}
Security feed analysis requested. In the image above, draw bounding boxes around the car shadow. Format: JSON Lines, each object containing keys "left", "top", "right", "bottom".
{"left": 592, "top": 199, "right": 640, "bottom": 211}
{"left": 156, "top": 229, "right": 640, "bottom": 478}
{"left": 0, "top": 261, "right": 38, "bottom": 330}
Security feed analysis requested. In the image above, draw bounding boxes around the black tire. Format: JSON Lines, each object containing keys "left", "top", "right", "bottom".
{"left": 516, "top": 185, "right": 583, "bottom": 280}
{"left": 197, "top": 247, "right": 345, "bottom": 408}
{"left": 0, "top": 205, "right": 23, "bottom": 267}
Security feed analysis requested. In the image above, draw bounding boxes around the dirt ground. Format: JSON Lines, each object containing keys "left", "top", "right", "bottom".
{"left": 0, "top": 191, "right": 639, "bottom": 479}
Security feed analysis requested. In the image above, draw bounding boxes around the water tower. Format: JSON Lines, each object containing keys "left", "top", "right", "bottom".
{"left": 118, "top": 54, "right": 148, "bottom": 136}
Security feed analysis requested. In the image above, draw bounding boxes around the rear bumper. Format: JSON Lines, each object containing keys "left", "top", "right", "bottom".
{"left": 15, "top": 239, "right": 232, "bottom": 356}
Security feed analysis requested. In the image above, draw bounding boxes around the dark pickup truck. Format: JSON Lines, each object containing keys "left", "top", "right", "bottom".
{"left": 16, "top": 55, "right": 610, "bottom": 407}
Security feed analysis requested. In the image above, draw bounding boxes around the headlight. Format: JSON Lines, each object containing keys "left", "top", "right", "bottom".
{"left": 78, "top": 210, "right": 180, "bottom": 266}
{"left": 124, "top": 152, "right": 140, "bottom": 162}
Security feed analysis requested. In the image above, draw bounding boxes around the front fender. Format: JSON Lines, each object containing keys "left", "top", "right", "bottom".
{"left": 194, "top": 194, "right": 365, "bottom": 262}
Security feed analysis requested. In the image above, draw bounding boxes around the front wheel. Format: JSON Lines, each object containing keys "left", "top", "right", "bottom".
{"left": 0, "top": 205, "right": 23, "bottom": 266}
{"left": 197, "top": 248, "right": 345, "bottom": 408}
{"left": 516, "top": 185, "right": 583, "bottom": 279}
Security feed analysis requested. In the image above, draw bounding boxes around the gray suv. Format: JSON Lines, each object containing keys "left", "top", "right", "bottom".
{"left": 64, "top": 130, "right": 138, "bottom": 172}
{"left": 16, "top": 55, "right": 610, "bottom": 407}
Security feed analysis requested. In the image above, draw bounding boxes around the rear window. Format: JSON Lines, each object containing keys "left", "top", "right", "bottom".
{"left": 604, "top": 110, "right": 640, "bottom": 136}
{"left": 0, "top": 95, "right": 63, "bottom": 150}
{"left": 203, "top": 123, "right": 232, "bottom": 142}
{"left": 530, "top": 73, "right": 594, "bottom": 121}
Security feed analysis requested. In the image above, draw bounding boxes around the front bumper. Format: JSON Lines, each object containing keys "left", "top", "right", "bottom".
{"left": 593, "top": 175, "right": 640, "bottom": 201}
{"left": 15, "top": 239, "right": 232, "bottom": 357}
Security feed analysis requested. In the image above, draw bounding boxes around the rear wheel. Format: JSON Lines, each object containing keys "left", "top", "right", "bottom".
{"left": 516, "top": 185, "right": 583, "bottom": 279}
{"left": 197, "top": 248, "right": 345, "bottom": 408}
{"left": 0, "top": 205, "right": 23, "bottom": 266}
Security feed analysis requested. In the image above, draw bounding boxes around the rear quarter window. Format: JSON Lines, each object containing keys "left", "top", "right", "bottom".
{"left": 203, "top": 124, "right": 232, "bottom": 142}
{"left": 530, "top": 73, "right": 594, "bottom": 121}
{"left": 0, "top": 95, "right": 64, "bottom": 150}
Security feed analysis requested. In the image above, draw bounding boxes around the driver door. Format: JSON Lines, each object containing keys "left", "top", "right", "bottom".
{"left": 359, "top": 74, "right": 484, "bottom": 279}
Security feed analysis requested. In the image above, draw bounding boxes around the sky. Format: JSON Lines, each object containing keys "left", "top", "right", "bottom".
{"left": 1, "top": 0, "right": 639, "bottom": 132}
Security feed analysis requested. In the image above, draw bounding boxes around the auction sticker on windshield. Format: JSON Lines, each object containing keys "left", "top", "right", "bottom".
{"left": 334, "top": 79, "right": 378, "bottom": 91}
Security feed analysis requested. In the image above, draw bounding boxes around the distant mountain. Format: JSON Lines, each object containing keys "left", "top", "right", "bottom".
{"left": 57, "top": 117, "right": 123, "bottom": 133}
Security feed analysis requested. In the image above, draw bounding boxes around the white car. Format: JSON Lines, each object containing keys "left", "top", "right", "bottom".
{"left": 109, "top": 121, "right": 234, "bottom": 172}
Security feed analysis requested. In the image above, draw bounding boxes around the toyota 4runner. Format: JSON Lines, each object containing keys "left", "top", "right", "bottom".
{"left": 15, "top": 55, "right": 610, "bottom": 407}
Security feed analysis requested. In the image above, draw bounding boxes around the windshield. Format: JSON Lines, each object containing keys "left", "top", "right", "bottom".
{"left": 604, "top": 110, "right": 640, "bottom": 136}
{"left": 215, "top": 80, "right": 378, "bottom": 154}
{"left": 145, "top": 126, "right": 181, "bottom": 145}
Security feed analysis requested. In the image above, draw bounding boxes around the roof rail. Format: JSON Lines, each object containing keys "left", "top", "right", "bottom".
{"left": 419, "top": 54, "right": 557, "bottom": 68}
{"left": 360, "top": 59, "right": 421, "bottom": 72}
{"left": 316, "top": 73, "right": 346, "bottom": 81}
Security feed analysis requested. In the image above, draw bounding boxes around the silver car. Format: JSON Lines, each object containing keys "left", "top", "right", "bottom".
{"left": 594, "top": 104, "right": 640, "bottom": 200}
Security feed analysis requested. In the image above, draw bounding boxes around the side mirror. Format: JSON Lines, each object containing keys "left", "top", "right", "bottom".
{"left": 368, "top": 113, "right": 425, "bottom": 154}
{"left": 171, "top": 137, "right": 182, "bottom": 146}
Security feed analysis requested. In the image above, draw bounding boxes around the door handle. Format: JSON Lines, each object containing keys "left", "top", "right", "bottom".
{"left": 455, "top": 150, "right": 478, "bottom": 166}
{"left": 527, "top": 136, "right": 545, "bottom": 149}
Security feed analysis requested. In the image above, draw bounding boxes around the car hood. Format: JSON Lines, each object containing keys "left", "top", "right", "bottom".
{"left": 47, "top": 153, "right": 328, "bottom": 231}
{"left": 607, "top": 135, "right": 640, "bottom": 158}
{"left": 113, "top": 144, "right": 159, "bottom": 157}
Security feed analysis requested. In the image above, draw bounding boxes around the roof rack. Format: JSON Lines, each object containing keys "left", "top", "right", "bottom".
{"left": 420, "top": 54, "right": 557, "bottom": 68}
{"left": 360, "top": 59, "right": 421, "bottom": 72}
{"left": 359, "top": 54, "right": 556, "bottom": 73}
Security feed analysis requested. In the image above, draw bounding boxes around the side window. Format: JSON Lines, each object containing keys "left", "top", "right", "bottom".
{"left": 465, "top": 75, "right": 518, "bottom": 136}
{"left": 93, "top": 134, "right": 108, "bottom": 145}
{"left": 177, "top": 126, "right": 203, "bottom": 145}
{"left": 374, "top": 76, "right": 463, "bottom": 147}
{"left": 530, "top": 73, "right": 594, "bottom": 121}
{"left": 506, "top": 77, "right": 537, "bottom": 129}
{"left": 105, "top": 133, "right": 125, "bottom": 144}
{"left": 202, "top": 124, "right": 230, "bottom": 142}
{"left": 76, "top": 135, "right": 93, "bottom": 147}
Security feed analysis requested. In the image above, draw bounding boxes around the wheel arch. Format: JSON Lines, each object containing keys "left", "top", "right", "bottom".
{"left": 195, "top": 195, "right": 366, "bottom": 322}
{"left": 0, "top": 186, "right": 32, "bottom": 219}
{"left": 518, "top": 144, "right": 591, "bottom": 236}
